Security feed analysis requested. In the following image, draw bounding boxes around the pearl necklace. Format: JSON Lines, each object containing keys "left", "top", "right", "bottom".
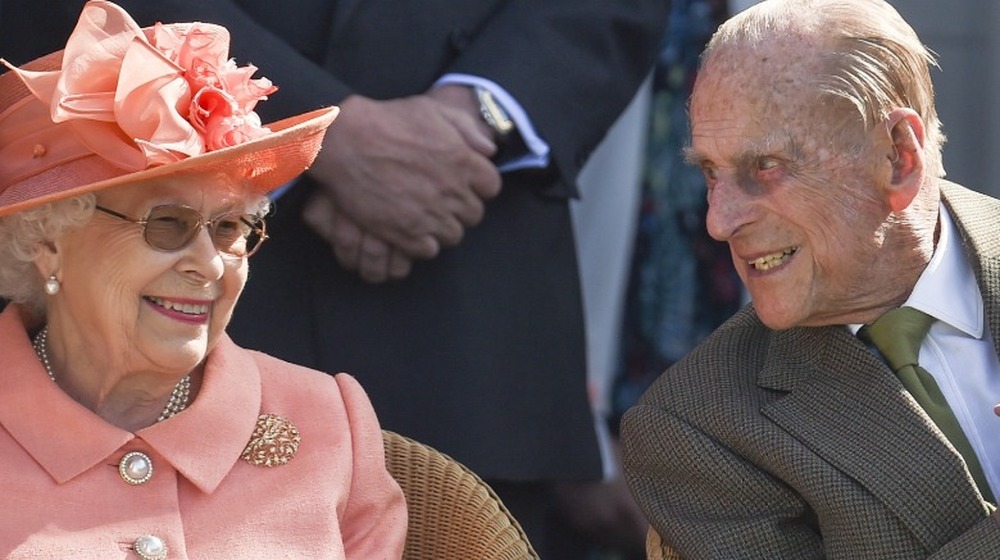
{"left": 31, "top": 327, "right": 191, "bottom": 423}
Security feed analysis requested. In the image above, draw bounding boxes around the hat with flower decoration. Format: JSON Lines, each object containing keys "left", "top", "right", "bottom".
{"left": 0, "top": 0, "right": 337, "bottom": 217}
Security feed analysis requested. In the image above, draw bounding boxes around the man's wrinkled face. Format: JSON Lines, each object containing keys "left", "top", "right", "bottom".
{"left": 685, "top": 44, "right": 897, "bottom": 329}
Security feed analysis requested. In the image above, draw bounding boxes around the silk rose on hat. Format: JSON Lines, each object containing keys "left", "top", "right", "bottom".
{"left": 1, "top": 0, "right": 276, "bottom": 172}
{"left": 152, "top": 21, "right": 276, "bottom": 152}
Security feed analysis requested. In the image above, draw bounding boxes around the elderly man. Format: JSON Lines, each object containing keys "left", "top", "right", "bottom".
{"left": 621, "top": 0, "right": 1000, "bottom": 558}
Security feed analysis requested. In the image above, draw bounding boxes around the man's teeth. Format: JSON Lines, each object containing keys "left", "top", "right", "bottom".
{"left": 748, "top": 248, "right": 797, "bottom": 271}
{"left": 147, "top": 296, "right": 208, "bottom": 315}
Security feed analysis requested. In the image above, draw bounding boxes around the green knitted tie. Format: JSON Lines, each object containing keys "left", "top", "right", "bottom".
{"left": 860, "top": 307, "right": 994, "bottom": 503}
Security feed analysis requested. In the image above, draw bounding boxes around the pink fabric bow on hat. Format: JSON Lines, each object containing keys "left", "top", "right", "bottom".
{"left": 1, "top": 0, "right": 276, "bottom": 172}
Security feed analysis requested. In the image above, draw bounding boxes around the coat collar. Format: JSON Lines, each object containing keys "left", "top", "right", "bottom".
{"left": 760, "top": 323, "right": 988, "bottom": 550}
{"left": 755, "top": 181, "right": 998, "bottom": 551}
{"left": 939, "top": 181, "right": 1000, "bottom": 368}
{"left": 140, "top": 335, "right": 263, "bottom": 493}
{"left": 0, "top": 305, "right": 132, "bottom": 483}
{"left": 0, "top": 305, "right": 262, "bottom": 493}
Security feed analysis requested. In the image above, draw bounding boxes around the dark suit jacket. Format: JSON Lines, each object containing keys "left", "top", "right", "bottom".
{"left": 622, "top": 181, "right": 1000, "bottom": 558}
{"left": 0, "top": 0, "right": 670, "bottom": 480}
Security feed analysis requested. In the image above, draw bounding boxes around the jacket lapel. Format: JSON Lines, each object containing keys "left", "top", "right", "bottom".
{"left": 941, "top": 181, "right": 1000, "bottom": 367}
{"left": 759, "top": 323, "right": 988, "bottom": 551}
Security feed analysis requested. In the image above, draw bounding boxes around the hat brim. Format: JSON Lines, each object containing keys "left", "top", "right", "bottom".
{"left": 0, "top": 6, "right": 339, "bottom": 218}
{"left": 0, "top": 104, "right": 337, "bottom": 218}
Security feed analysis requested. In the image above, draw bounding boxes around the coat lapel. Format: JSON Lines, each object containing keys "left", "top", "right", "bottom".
{"left": 941, "top": 181, "right": 1000, "bottom": 367}
{"left": 759, "top": 322, "right": 988, "bottom": 551}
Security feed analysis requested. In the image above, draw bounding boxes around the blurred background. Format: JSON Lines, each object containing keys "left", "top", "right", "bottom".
{"left": 896, "top": 0, "right": 1000, "bottom": 197}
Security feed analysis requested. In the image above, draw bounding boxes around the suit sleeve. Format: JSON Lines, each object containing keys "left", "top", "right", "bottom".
{"left": 445, "top": 0, "right": 669, "bottom": 194}
{"left": 621, "top": 403, "right": 824, "bottom": 559}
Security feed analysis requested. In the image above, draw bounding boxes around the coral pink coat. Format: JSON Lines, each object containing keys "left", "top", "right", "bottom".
{"left": 0, "top": 305, "right": 406, "bottom": 559}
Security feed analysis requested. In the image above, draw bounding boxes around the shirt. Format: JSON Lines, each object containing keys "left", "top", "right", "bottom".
{"left": 847, "top": 204, "right": 1000, "bottom": 500}
{"left": 905, "top": 204, "right": 1000, "bottom": 500}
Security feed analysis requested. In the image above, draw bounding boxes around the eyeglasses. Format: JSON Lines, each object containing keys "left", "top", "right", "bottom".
{"left": 95, "top": 204, "right": 269, "bottom": 258}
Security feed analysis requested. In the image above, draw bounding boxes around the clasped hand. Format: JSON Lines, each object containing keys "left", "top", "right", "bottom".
{"left": 303, "top": 87, "right": 502, "bottom": 282}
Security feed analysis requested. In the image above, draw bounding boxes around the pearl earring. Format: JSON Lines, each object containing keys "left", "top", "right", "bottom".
{"left": 44, "top": 275, "right": 60, "bottom": 295}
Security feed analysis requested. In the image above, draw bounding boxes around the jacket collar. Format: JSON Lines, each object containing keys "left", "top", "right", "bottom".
{"left": 139, "top": 335, "right": 262, "bottom": 493}
{"left": 940, "top": 181, "right": 1000, "bottom": 368}
{"left": 759, "top": 322, "right": 988, "bottom": 551}
{"left": 754, "top": 181, "right": 998, "bottom": 550}
{"left": 0, "top": 305, "right": 262, "bottom": 493}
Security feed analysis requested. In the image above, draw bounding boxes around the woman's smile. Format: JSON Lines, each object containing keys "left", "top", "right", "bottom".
{"left": 144, "top": 296, "right": 212, "bottom": 324}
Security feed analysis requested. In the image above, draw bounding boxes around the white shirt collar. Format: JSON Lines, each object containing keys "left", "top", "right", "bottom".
{"left": 847, "top": 204, "right": 983, "bottom": 338}
{"left": 906, "top": 203, "right": 984, "bottom": 338}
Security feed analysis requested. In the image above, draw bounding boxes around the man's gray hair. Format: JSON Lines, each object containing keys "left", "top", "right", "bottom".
{"left": 704, "top": 0, "right": 945, "bottom": 178}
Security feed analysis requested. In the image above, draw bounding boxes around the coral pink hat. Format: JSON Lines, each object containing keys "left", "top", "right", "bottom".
{"left": 0, "top": 0, "right": 337, "bottom": 217}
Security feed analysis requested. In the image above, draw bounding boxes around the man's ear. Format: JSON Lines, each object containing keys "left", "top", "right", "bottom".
{"left": 883, "top": 108, "right": 925, "bottom": 212}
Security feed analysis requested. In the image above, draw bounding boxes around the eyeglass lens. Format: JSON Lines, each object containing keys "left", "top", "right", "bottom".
{"left": 96, "top": 204, "right": 268, "bottom": 257}
{"left": 142, "top": 205, "right": 265, "bottom": 257}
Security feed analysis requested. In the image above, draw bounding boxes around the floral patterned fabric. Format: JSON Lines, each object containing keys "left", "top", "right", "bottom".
{"left": 611, "top": 0, "right": 739, "bottom": 433}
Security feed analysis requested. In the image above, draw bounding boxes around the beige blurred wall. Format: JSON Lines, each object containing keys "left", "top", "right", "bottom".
{"left": 895, "top": 1, "right": 999, "bottom": 196}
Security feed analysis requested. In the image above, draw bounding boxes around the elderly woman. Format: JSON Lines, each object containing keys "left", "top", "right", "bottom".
{"left": 0, "top": 2, "right": 406, "bottom": 558}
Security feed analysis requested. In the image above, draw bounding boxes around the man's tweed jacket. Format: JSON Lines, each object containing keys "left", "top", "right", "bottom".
{"left": 623, "top": 181, "right": 1000, "bottom": 559}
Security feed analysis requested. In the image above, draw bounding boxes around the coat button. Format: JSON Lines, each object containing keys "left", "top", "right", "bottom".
{"left": 119, "top": 451, "right": 153, "bottom": 485}
{"left": 133, "top": 534, "right": 168, "bottom": 560}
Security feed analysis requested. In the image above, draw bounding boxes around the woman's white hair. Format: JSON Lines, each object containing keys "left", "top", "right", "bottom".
{"left": 0, "top": 194, "right": 96, "bottom": 319}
